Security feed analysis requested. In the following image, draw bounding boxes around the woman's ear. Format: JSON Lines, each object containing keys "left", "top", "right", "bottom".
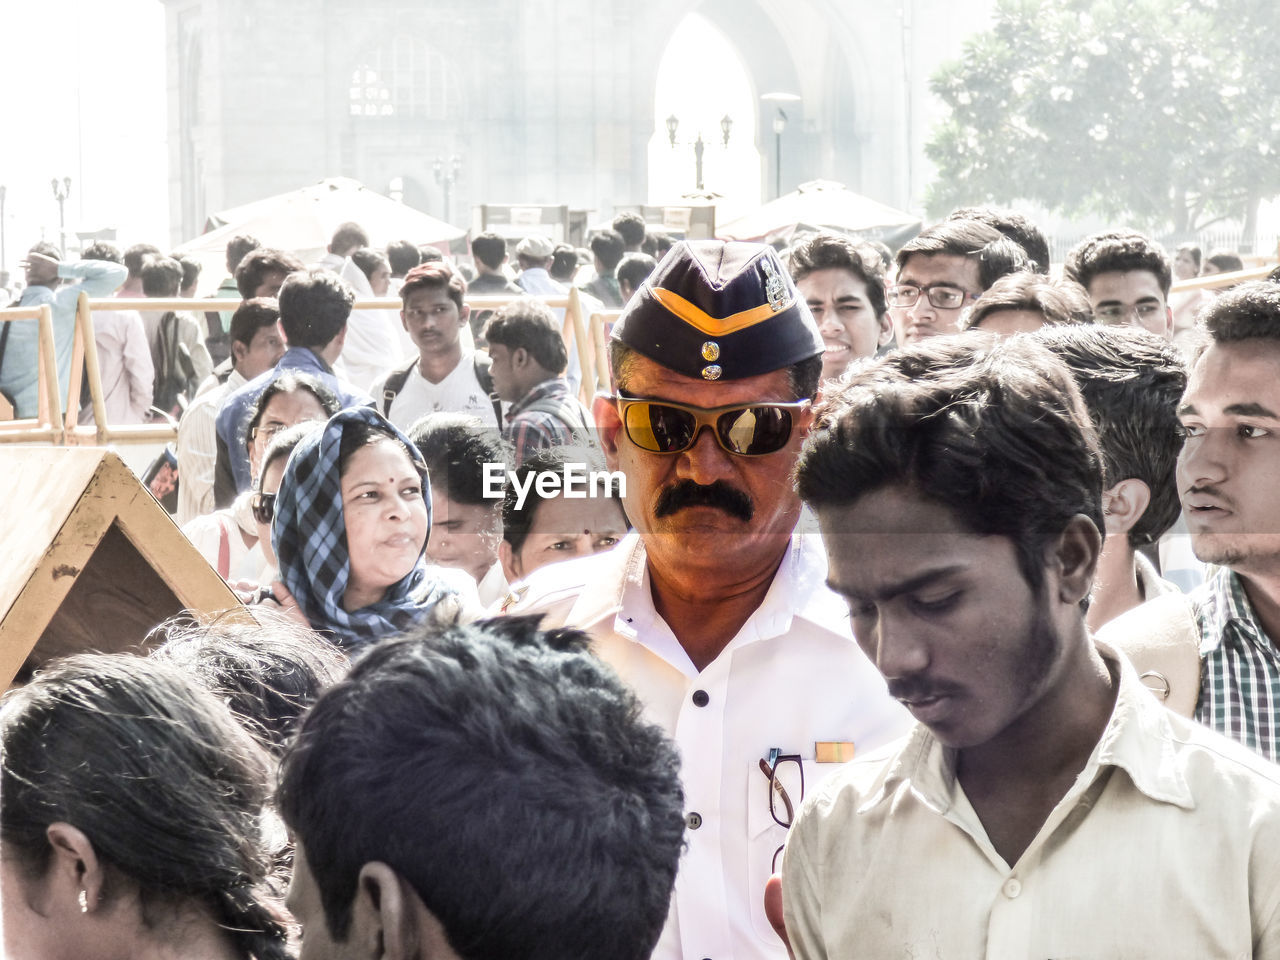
{"left": 46, "top": 822, "right": 105, "bottom": 914}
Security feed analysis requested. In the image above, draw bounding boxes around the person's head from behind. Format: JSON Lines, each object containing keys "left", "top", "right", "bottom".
{"left": 617, "top": 253, "right": 658, "bottom": 302}
{"left": 1034, "top": 324, "right": 1187, "bottom": 559}
{"left": 350, "top": 247, "right": 392, "bottom": 296}
{"left": 124, "top": 243, "right": 161, "bottom": 283}
{"left": 500, "top": 445, "right": 629, "bottom": 582}
{"left": 22, "top": 242, "right": 62, "bottom": 287}
{"left": 613, "top": 211, "right": 647, "bottom": 252}
{"left": 483, "top": 298, "right": 567, "bottom": 402}
{"left": 590, "top": 229, "right": 626, "bottom": 277}
{"left": 515, "top": 235, "right": 554, "bottom": 272}
{"left": 550, "top": 243, "right": 579, "bottom": 283}
{"left": 225, "top": 234, "right": 261, "bottom": 276}
{"left": 410, "top": 413, "right": 508, "bottom": 585}
{"left": 417, "top": 245, "right": 444, "bottom": 265}
{"left": 151, "top": 615, "right": 348, "bottom": 757}
{"left": 172, "top": 254, "right": 202, "bottom": 298}
{"left": 1203, "top": 249, "right": 1245, "bottom": 277}
{"left": 384, "top": 239, "right": 420, "bottom": 279}
{"left": 245, "top": 370, "right": 339, "bottom": 481}
{"left": 788, "top": 232, "right": 891, "bottom": 381}
{"left": 81, "top": 241, "right": 122, "bottom": 264}
{"left": 470, "top": 232, "right": 508, "bottom": 273}
{"left": 1174, "top": 242, "right": 1201, "bottom": 281}
{"left": 228, "top": 297, "right": 286, "bottom": 381}
{"left": 1177, "top": 282, "right": 1280, "bottom": 575}
{"left": 1, "top": 653, "right": 287, "bottom": 960}
{"left": 274, "top": 409, "right": 433, "bottom": 644}
{"left": 235, "top": 248, "right": 306, "bottom": 300}
{"left": 795, "top": 336, "right": 1104, "bottom": 748}
{"left": 890, "top": 219, "right": 1027, "bottom": 345}
{"left": 250, "top": 420, "right": 324, "bottom": 569}
{"left": 277, "top": 268, "right": 355, "bottom": 363}
{"left": 278, "top": 616, "right": 685, "bottom": 960}
{"left": 328, "top": 222, "right": 369, "bottom": 259}
{"left": 965, "top": 272, "right": 1093, "bottom": 337}
{"left": 1063, "top": 230, "right": 1173, "bottom": 339}
{"left": 398, "top": 261, "right": 469, "bottom": 359}
{"left": 140, "top": 256, "right": 183, "bottom": 298}
{"left": 946, "top": 206, "right": 1050, "bottom": 274}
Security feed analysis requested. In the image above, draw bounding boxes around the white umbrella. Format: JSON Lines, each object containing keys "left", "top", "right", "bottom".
{"left": 716, "top": 179, "right": 921, "bottom": 249}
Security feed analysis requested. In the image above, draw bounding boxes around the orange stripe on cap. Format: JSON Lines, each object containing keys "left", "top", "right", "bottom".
{"left": 650, "top": 286, "right": 793, "bottom": 337}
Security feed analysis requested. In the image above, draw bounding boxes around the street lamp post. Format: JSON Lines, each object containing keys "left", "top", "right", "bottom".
{"left": 667, "top": 114, "right": 733, "bottom": 192}
{"left": 433, "top": 156, "right": 461, "bottom": 224}
{"left": 51, "top": 177, "right": 71, "bottom": 257}
{"left": 772, "top": 110, "right": 786, "bottom": 199}
{"left": 0, "top": 185, "right": 7, "bottom": 288}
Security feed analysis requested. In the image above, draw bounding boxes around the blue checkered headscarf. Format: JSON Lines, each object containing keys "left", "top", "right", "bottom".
{"left": 273, "top": 407, "right": 449, "bottom": 649}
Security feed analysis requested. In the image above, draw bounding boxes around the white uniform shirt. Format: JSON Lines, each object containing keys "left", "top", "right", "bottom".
{"left": 783, "top": 642, "right": 1280, "bottom": 960}
{"left": 368, "top": 352, "right": 499, "bottom": 432}
{"left": 511, "top": 529, "right": 911, "bottom": 960}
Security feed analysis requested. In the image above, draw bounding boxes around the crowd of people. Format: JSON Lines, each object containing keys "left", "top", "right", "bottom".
{"left": 5, "top": 200, "right": 1280, "bottom": 960}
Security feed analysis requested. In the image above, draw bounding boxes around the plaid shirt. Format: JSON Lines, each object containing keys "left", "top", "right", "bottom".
{"left": 1194, "top": 566, "right": 1280, "bottom": 761}
{"left": 504, "top": 377, "right": 593, "bottom": 465}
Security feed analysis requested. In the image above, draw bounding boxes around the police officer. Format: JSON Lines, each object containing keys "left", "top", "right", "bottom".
{"left": 509, "top": 239, "right": 909, "bottom": 960}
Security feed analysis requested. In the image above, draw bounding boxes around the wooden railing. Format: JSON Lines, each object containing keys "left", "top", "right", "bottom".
{"left": 0, "top": 304, "right": 65, "bottom": 444}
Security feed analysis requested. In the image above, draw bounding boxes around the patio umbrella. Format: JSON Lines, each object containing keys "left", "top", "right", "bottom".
{"left": 716, "top": 179, "right": 921, "bottom": 250}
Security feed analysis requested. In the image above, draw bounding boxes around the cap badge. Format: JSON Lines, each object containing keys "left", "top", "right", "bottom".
{"left": 701, "top": 341, "right": 720, "bottom": 361}
{"left": 701, "top": 364, "right": 723, "bottom": 381}
{"left": 762, "top": 257, "right": 787, "bottom": 313}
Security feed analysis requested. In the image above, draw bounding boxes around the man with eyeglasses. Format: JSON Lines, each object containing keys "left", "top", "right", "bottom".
{"left": 888, "top": 218, "right": 1028, "bottom": 346}
{"left": 508, "top": 239, "right": 909, "bottom": 960}
{"left": 1064, "top": 230, "right": 1175, "bottom": 339}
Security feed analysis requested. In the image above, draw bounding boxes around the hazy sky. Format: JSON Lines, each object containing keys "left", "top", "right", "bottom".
{"left": 0, "top": 0, "right": 169, "bottom": 275}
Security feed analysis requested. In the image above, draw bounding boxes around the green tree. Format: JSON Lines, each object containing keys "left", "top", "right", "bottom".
{"left": 925, "top": 0, "right": 1280, "bottom": 241}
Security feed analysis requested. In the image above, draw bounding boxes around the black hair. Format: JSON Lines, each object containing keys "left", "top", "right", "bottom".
{"left": 277, "top": 616, "right": 685, "bottom": 960}
{"left": 550, "top": 243, "right": 579, "bottom": 283}
{"left": 787, "top": 233, "right": 888, "bottom": 317}
{"left": 502, "top": 445, "right": 623, "bottom": 553}
{"left": 590, "top": 230, "right": 626, "bottom": 272}
{"left": 612, "top": 212, "right": 648, "bottom": 249}
{"left": 385, "top": 239, "right": 421, "bottom": 277}
{"left": 609, "top": 340, "right": 823, "bottom": 403}
{"left": 1176, "top": 242, "right": 1202, "bottom": 273}
{"left": 1205, "top": 249, "right": 1245, "bottom": 275}
{"left": 29, "top": 241, "right": 61, "bottom": 261}
{"left": 229, "top": 297, "right": 281, "bottom": 347}
{"left": 617, "top": 253, "right": 658, "bottom": 296}
{"left": 235, "top": 248, "right": 306, "bottom": 300}
{"left": 947, "top": 206, "right": 1051, "bottom": 274}
{"left": 796, "top": 336, "right": 1104, "bottom": 598}
{"left": 151, "top": 614, "right": 348, "bottom": 756}
{"left": 172, "top": 253, "right": 202, "bottom": 291}
{"left": 124, "top": 243, "right": 162, "bottom": 278}
{"left": 82, "top": 240, "right": 123, "bottom": 263}
{"left": 277, "top": 269, "right": 354, "bottom": 349}
{"left": 259, "top": 421, "right": 324, "bottom": 486}
{"left": 1199, "top": 280, "right": 1280, "bottom": 342}
{"left": 245, "top": 372, "right": 340, "bottom": 456}
{"left": 1064, "top": 231, "right": 1172, "bottom": 297}
{"left": 329, "top": 222, "right": 370, "bottom": 256}
{"left": 337, "top": 416, "right": 420, "bottom": 480}
{"left": 1034, "top": 324, "right": 1187, "bottom": 548}
{"left": 471, "top": 232, "right": 508, "bottom": 271}
{"left": 409, "top": 413, "right": 511, "bottom": 505}
{"left": 141, "top": 256, "right": 183, "bottom": 297}
{"left": 483, "top": 298, "right": 568, "bottom": 374}
{"left": 350, "top": 247, "right": 390, "bottom": 283}
{"left": 894, "top": 219, "right": 1005, "bottom": 274}
{"left": 226, "top": 235, "right": 262, "bottom": 274}
{"left": 418, "top": 246, "right": 444, "bottom": 263}
{"left": 1, "top": 653, "right": 289, "bottom": 960}
{"left": 966, "top": 272, "right": 1094, "bottom": 330}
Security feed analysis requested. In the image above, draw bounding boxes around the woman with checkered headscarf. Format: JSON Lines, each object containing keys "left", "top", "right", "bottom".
{"left": 270, "top": 407, "right": 457, "bottom": 648}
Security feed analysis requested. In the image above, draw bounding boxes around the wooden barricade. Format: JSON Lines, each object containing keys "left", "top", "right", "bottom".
{"left": 1170, "top": 264, "right": 1276, "bottom": 293}
{"left": 588, "top": 310, "right": 622, "bottom": 395}
{"left": 0, "top": 447, "right": 239, "bottom": 689}
{"left": 0, "top": 304, "right": 64, "bottom": 444}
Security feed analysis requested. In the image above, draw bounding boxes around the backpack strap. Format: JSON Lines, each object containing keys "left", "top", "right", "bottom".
{"left": 216, "top": 513, "right": 232, "bottom": 581}
{"left": 381, "top": 358, "right": 418, "bottom": 417}
{"left": 472, "top": 351, "right": 504, "bottom": 424}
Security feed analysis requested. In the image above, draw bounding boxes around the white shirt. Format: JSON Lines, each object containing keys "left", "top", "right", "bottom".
{"left": 181, "top": 493, "right": 267, "bottom": 582}
{"left": 176, "top": 368, "right": 247, "bottom": 524}
{"left": 511, "top": 529, "right": 912, "bottom": 960}
{"left": 78, "top": 307, "right": 153, "bottom": 426}
{"left": 782, "top": 642, "right": 1280, "bottom": 960}
{"left": 338, "top": 257, "right": 416, "bottom": 392}
{"left": 369, "top": 352, "right": 499, "bottom": 432}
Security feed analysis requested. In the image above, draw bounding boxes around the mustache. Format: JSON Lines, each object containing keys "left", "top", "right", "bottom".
{"left": 654, "top": 480, "right": 754, "bottom": 522}
{"left": 1185, "top": 483, "right": 1235, "bottom": 508}
{"left": 886, "top": 678, "right": 958, "bottom": 703}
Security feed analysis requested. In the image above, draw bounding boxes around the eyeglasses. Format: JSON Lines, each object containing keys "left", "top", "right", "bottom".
{"left": 1095, "top": 302, "right": 1166, "bottom": 324}
{"left": 250, "top": 492, "right": 277, "bottom": 525}
{"left": 613, "top": 395, "right": 809, "bottom": 457}
{"left": 250, "top": 422, "right": 287, "bottom": 442}
{"left": 759, "top": 749, "right": 804, "bottom": 873}
{"left": 887, "top": 283, "right": 973, "bottom": 310}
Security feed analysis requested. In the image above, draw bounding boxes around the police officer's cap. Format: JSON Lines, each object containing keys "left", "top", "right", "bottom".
{"left": 611, "top": 239, "right": 822, "bottom": 382}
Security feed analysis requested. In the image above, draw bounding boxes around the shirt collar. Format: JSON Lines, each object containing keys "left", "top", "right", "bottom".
{"left": 508, "top": 377, "right": 569, "bottom": 416}
{"left": 861, "top": 639, "right": 1195, "bottom": 815}
{"left": 1198, "top": 567, "right": 1267, "bottom": 655}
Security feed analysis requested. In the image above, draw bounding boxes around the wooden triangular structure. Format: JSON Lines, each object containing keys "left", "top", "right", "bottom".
{"left": 0, "top": 447, "right": 240, "bottom": 688}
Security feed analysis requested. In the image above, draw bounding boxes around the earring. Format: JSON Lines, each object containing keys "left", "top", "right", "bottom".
{"left": 78, "top": 889, "right": 88, "bottom": 913}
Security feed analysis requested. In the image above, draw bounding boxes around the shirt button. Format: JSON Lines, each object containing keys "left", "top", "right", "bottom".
{"left": 691, "top": 689, "right": 710, "bottom": 707}
{"left": 1002, "top": 878, "right": 1022, "bottom": 899}
{"left": 686, "top": 812, "right": 703, "bottom": 830}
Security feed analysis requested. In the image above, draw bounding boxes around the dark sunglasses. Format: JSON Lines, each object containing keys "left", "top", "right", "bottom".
{"left": 250, "top": 491, "right": 277, "bottom": 525}
{"left": 613, "top": 394, "right": 809, "bottom": 457}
